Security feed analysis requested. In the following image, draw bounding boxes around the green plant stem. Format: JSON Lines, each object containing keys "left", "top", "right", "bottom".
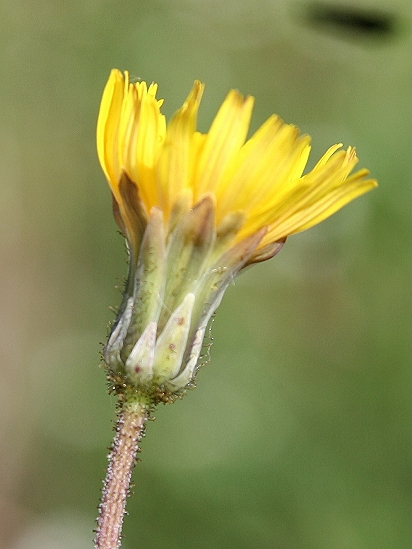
{"left": 95, "top": 401, "right": 149, "bottom": 549}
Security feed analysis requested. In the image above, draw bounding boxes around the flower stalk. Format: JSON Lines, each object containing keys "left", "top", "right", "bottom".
{"left": 95, "top": 401, "right": 150, "bottom": 549}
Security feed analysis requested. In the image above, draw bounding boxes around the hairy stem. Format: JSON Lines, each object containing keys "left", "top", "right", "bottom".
{"left": 95, "top": 401, "right": 149, "bottom": 549}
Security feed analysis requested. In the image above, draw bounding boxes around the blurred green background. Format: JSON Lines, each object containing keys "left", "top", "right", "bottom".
{"left": 0, "top": 0, "right": 410, "bottom": 548}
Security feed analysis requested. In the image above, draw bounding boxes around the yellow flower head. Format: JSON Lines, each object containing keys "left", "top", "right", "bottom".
{"left": 97, "top": 69, "right": 377, "bottom": 402}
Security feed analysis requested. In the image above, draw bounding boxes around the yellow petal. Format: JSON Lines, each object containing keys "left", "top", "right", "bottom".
{"left": 97, "top": 69, "right": 127, "bottom": 201}
{"left": 194, "top": 90, "right": 255, "bottom": 198}
{"left": 156, "top": 81, "right": 204, "bottom": 216}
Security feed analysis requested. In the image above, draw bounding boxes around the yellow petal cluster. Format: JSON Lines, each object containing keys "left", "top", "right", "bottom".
{"left": 97, "top": 69, "right": 377, "bottom": 256}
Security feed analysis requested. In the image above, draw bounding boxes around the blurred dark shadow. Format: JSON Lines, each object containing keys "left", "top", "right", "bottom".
{"left": 300, "top": 2, "right": 398, "bottom": 39}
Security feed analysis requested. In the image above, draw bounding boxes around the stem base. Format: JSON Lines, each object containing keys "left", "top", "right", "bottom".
{"left": 95, "top": 402, "right": 149, "bottom": 549}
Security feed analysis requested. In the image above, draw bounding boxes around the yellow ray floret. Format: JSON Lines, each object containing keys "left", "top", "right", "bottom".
{"left": 97, "top": 69, "right": 377, "bottom": 252}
